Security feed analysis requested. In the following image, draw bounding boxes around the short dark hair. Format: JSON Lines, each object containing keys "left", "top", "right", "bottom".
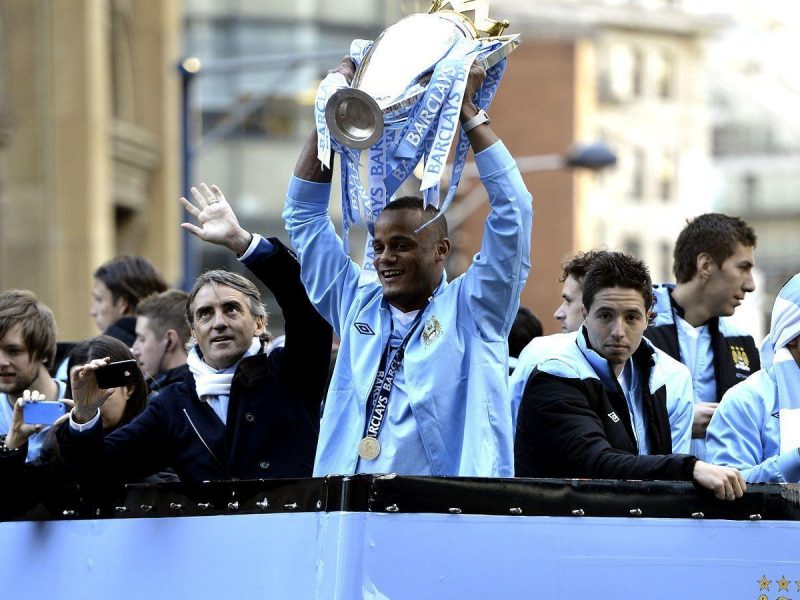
{"left": 65, "top": 335, "right": 147, "bottom": 431}
{"left": 673, "top": 213, "right": 757, "bottom": 283}
{"left": 560, "top": 250, "right": 604, "bottom": 284}
{"left": 582, "top": 252, "right": 654, "bottom": 311}
{"left": 93, "top": 256, "right": 168, "bottom": 313}
{"left": 137, "top": 290, "right": 191, "bottom": 348}
{"left": 186, "top": 270, "right": 267, "bottom": 326}
{"left": 508, "top": 307, "right": 543, "bottom": 358}
{"left": 0, "top": 290, "right": 57, "bottom": 367}
{"left": 381, "top": 196, "right": 449, "bottom": 241}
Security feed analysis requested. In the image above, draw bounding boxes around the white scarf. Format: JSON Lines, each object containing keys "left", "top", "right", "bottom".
{"left": 187, "top": 338, "right": 262, "bottom": 398}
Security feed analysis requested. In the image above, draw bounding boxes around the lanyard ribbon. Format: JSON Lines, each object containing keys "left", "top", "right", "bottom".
{"left": 362, "top": 310, "right": 426, "bottom": 442}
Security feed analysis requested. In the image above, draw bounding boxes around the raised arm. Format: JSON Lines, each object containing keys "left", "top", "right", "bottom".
{"left": 58, "top": 357, "right": 174, "bottom": 485}
{"left": 240, "top": 237, "right": 332, "bottom": 423}
{"left": 459, "top": 64, "right": 498, "bottom": 153}
{"left": 181, "top": 182, "right": 332, "bottom": 422}
{"left": 283, "top": 57, "right": 366, "bottom": 336}
{"left": 180, "top": 183, "right": 253, "bottom": 256}
{"left": 459, "top": 65, "right": 533, "bottom": 340}
{"left": 69, "top": 358, "right": 114, "bottom": 425}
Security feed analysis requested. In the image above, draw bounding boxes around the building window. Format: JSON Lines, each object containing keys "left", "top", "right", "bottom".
{"left": 660, "top": 241, "right": 673, "bottom": 282}
{"left": 653, "top": 50, "right": 675, "bottom": 99}
{"left": 658, "top": 152, "right": 676, "bottom": 202}
{"left": 631, "top": 148, "right": 645, "bottom": 200}
{"left": 742, "top": 173, "right": 759, "bottom": 209}
{"left": 623, "top": 237, "right": 642, "bottom": 258}
{"left": 110, "top": 0, "right": 136, "bottom": 121}
{"left": 632, "top": 48, "right": 644, "bottom": 97}
{"left": 609, "top": 45, "right": 634, "bottom": 99}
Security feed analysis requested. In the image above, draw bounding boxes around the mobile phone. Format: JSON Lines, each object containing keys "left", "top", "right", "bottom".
{"left": 94, "top": 359, "right": 139, "bottom": 389}
{"left": 23, "top": 401, "right": 68, "bottom": 425}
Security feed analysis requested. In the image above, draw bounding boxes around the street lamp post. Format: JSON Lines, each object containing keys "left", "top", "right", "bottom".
{"left": 447, "top": 141, "right": 616, "bottom": 230}
{"left": 178, "top": 57, "right": 202, "bottom": 291}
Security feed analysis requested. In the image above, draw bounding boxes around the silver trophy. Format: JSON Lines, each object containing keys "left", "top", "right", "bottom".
{"left": 325, "top": 0, "right": 519, "bottom": 150}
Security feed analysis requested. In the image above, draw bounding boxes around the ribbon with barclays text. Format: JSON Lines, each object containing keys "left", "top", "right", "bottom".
{"left": 314, "top": 33, "right": 513, "bottom": 250}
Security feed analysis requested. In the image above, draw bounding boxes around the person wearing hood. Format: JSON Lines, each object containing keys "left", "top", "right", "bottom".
{"left": 706, "top": 273, "right": 800, "bottom": 483}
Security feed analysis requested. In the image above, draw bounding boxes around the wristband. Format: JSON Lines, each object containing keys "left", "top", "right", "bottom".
{"left": 0, "top": 434, "right": 24, "bottom": 455}
{"left": 462, "top": 109, "right": 490, "bottom": 133}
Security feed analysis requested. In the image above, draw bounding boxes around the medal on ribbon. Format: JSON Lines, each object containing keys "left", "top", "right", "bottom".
{"left": 358, "top": 437, "right": 381, "bottom": 461}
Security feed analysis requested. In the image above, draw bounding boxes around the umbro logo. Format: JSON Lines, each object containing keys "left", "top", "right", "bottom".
{"left": 608, "top": 412, "right": 620, "bottom": 423}
{"left": 354, "top": 322, "right": 375, "bottom": 335}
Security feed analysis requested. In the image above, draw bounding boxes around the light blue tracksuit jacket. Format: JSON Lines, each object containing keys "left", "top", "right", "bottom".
{"left": 283, "top": 141, "right": 532, "bottom": 477}
{"left": 509, "top": 332, "right": 576, "bottom": 433}
{"left": 706, "top": 368, "right": 800, "bottom": 483}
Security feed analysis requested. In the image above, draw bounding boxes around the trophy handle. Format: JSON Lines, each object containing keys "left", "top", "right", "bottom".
{"left": 476, "top": 34, "right": 520, "bottom": 71}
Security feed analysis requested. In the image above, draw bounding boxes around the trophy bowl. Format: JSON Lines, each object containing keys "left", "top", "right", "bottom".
{"left": 325, "top": 10, "right": 502, "bottom": 150}
{"left": 325, "top": 88, "right": 385, "bottom": 150}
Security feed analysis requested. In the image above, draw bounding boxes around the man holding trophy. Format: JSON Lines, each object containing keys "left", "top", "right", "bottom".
{"left": 282, "top": 2, "right": 531, "bottom": 477}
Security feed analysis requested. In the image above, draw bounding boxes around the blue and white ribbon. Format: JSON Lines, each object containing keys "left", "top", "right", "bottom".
{"left": 314, "top": 35, "right": 512, "bottom": 247}
{"left": 314, "top": 72, "right": 348, "bottom": 170}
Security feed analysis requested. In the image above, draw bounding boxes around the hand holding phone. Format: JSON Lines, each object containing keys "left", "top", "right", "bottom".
{"left": 94, "top": 359, "right": 139, "bottom": 389}
{"left": 22, "top": 400, "right": 68, "bottom": 425}
{"left": 4, "top": 391, "right": 71, "bottom": 451}
{"left": 70, "top": 357, "right": 138, "bottom": 424}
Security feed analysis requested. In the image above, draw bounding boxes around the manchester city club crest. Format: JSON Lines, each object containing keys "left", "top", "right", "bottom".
{"left": 421, "top": 315, "right": 443, "bottom": 347}
{"left": 730, "top": 344, "right": 751, "bottom": 372}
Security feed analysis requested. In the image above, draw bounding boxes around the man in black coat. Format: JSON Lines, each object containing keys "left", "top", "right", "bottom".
{"left": 59, "top": 184, "right": 331, "bottom": 484}
{"left": 515, "top": 251, "right": 745, "bottom": 501}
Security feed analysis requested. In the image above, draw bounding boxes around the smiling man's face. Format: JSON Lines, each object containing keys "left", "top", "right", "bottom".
{"left": 372, "top": 208, "right": 450, "bottom": 313}
{"left": 0, "top": 324, "right": 43, "bottom": 396}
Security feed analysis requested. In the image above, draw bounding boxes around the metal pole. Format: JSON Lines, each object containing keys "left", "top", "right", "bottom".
{"left": 174, "top": 51, "right": 342, "bottom": 290}
{"left": 179, "top": 62, "right": 197, "bottom": 291}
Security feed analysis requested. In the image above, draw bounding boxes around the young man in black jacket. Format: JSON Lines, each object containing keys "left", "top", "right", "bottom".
{"left": 645, "top": 213, "right": 759, "bottom": 460}
{"left": 515, "top": 251, "right": 745, "bottom": 501}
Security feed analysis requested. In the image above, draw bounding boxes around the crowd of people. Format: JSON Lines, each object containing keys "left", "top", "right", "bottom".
{"left": 1, "top": 59, "right": 798, "bottom": 516}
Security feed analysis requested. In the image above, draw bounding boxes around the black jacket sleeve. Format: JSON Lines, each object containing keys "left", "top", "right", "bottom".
{"left": 2, "top": 433, "right": 81, "bottom": 518}
{"left": 243, "top": 237, "right": 332, "bottom": 424}
{"left": 57, "top": 397, "right": 174, "bottom": 487}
